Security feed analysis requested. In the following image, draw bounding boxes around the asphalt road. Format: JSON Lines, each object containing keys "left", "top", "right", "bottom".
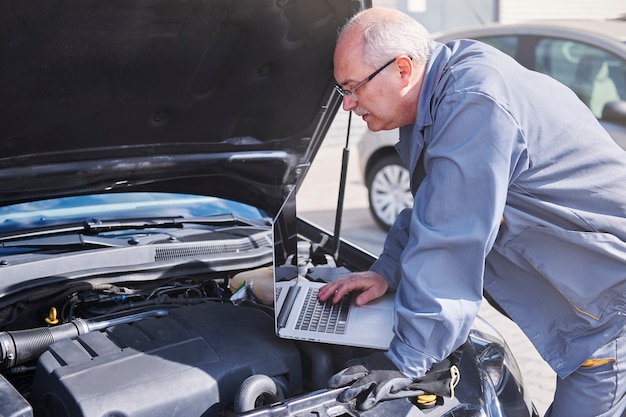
{"left": 297, "top": 109, "right": 556, "bottom": 416}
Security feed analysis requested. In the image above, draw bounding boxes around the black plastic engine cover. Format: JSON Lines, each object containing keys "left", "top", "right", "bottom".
{"left": 30, "top": 303, "right": 302, "bottom": 417}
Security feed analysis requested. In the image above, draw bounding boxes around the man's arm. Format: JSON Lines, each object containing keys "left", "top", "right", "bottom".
{"left": 369, "top": 208, "right": 413, "bottom": 290}
{"left": 385, "top": 91, "right": 525, "bottom": 378}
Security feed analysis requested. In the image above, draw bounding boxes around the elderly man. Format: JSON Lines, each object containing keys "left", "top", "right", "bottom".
{"left": 318, "top": 7, "right": 626, "bottom": 416}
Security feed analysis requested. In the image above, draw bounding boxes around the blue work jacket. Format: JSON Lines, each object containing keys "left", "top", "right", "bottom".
{"left": 370, "top": 40, "right": 626, "bottom": 379}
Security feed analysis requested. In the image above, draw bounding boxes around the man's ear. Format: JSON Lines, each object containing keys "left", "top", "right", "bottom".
{"left": 396, "top": 56, "right": 414, "bottom": 87}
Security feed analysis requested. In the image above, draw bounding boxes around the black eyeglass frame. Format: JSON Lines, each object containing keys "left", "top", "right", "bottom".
{"left": 334, "top": 57, "right": 398, "bottom": 99}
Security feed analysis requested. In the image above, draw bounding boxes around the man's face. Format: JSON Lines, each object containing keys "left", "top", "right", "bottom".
{"left": 333, "top": 33, "right": 401, "bottom": 132}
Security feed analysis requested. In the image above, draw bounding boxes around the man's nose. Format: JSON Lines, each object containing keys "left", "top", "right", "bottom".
{"left": 342, "top": 96, "right": 358, "bottom": 111}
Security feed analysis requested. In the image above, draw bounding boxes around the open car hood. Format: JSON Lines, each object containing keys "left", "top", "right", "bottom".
{"left": 0, "top": 0, "right": 359, "bottom": 216}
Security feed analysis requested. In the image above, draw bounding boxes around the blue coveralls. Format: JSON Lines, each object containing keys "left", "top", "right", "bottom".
{"left": 370, "top": 40, "right": 626, "bottom": 416}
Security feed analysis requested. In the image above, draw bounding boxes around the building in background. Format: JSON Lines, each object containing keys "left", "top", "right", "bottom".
{"left": 500, "top": 0, "right": 625, "bottom": 24}
{"left": 374, "top": 0, "right": 626, "bottom": 33}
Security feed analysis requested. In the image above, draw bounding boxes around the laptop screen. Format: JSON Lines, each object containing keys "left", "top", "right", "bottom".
{"left": 269, "top": 189, "right": 395, "bottom": 349}
{"left": 271, "top": 190, "right": 299, "bottom": 332}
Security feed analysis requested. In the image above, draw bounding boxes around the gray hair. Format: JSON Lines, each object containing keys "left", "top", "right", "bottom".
{"left": 340, "top": 8, "right": 432, "bottom": 67}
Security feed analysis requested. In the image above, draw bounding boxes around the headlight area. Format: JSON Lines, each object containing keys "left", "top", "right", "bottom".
{"left": 470, "top": 316, "right": 538, "bottom": 417}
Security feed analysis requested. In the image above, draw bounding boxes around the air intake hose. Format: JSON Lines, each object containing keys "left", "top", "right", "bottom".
{"left": 0, "top": 308, "right": 169, "bottom": 369}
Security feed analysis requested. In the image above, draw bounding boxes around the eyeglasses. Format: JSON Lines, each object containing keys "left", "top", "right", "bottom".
{"left": 334, "top": 58, "right": 397, "bottom": 102}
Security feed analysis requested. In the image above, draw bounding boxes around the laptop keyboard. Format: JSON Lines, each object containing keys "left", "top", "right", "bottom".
{"left": 295, "top": 288, "right": 351, "bottom": 334}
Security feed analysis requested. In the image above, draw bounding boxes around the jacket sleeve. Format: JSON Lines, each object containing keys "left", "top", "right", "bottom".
{"left": 378, "top": 91, "right": 527, "bottom": 379}
{"left": 370, "top": 208, "right": 412, "bottom": 290}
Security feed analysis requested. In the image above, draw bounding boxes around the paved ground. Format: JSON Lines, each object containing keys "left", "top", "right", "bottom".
{"left": 297, "top": 109, "right": 557, "bottom": 416}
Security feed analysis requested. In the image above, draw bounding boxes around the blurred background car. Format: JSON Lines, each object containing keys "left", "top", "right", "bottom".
{"left": 358, "top": 18, "right": 626, "bottom": 230}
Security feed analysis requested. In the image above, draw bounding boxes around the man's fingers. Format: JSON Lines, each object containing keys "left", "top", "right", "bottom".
{"left": 332, "top": 286, "right": 353, "bottom": 303}
{"left": 320, "top": 271, "right": 388, "bottom": 302}
{"left": 318, "top": 283, "right": 352, "bottom": 304}
{"left": 318, "top": 276, "right": 361, "bottom": 303}
{"left": 354, "top": 285, "right": 387, "bottom": 306}
{"left": 317, "top": 282, "right": 339, "bottom": 302}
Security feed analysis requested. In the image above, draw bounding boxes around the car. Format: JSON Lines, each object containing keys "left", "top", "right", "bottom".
{"left": 358, "top": 19, "right": 626, "bottom": 230}
{"left": 0, "top": 2, "right": 537, "bottom": 417}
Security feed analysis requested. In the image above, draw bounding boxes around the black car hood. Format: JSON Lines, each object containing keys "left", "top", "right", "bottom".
{"left": 0, "top": 0, "right": 361, "bottom": 216}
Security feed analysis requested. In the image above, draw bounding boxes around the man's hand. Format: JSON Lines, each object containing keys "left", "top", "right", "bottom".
{"left": 317, "top": 271, "right": 388, "bottom": 306}
{"left": 328, "top": 352, "right": 413, "bottom": 411}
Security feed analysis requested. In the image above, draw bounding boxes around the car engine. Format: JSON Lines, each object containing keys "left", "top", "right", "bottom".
{"left": 29, "top": 302, "right": 301, "bottom": 417}
{"left": 0, "top": 269, "right": 321, "bottom": 417}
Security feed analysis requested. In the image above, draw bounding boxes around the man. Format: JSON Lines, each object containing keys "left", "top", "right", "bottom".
{"left": 318, "top": 7, "right": 626, "bottom": 416}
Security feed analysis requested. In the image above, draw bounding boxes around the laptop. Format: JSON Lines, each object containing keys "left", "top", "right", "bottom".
{"left": 271, "top": 191, "right": 395, "bottom": 350}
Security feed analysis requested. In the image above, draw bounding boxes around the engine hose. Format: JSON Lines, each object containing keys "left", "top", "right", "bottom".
{"left": 234, "top": 374, "right": 285, "bottom": 413}
{"left": 298, "top": 342, "right": 334, "bottom": 390}
{"left": 0, "top": 308, "right": 169, "bottom": 369}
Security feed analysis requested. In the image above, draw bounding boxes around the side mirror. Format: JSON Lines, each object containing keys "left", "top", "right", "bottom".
{"left": 602, "top": 101, "right": 626, "bottom": 126}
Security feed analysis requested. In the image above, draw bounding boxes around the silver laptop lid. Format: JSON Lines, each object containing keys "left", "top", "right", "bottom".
{"left": 271, "top": 190, "right": 299, "bottom": 333}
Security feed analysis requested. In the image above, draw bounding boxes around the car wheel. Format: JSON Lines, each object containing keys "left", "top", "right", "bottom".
{"left": 366, "top": 154, "right": 413, "bottom": 231}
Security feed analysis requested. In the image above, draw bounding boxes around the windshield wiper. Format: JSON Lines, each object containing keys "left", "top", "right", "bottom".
{"left": 84, "top": 214, "right": 258, "bottom": 231}
{"left": 1, "top": 233, "right": 128, "bottom": 249}
{"left": 0, "top": 214, "right": 264, "bottom": 244}
{"left": 83, "top": 214, "right": 264, "bottom": 234}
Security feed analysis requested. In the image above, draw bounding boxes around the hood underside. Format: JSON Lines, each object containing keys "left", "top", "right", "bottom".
{"left": 0, "top": 0, "right": 361, "bottom": 216}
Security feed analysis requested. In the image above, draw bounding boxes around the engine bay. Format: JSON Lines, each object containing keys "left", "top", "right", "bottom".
{"left": 0, "top": 244, "right": 364, "bottom": 417}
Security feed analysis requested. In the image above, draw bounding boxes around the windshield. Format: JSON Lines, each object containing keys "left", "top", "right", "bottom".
{"left": 0, "top": 192, "right": 267, "bottom": 235}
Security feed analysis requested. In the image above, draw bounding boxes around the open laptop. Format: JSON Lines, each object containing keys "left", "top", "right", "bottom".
{"left": 271, "top": 191, "right": 395, "bottom": 350}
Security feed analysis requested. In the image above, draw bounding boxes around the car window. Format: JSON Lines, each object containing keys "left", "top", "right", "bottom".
{"left": 534, "top": 38, "right": 626, "bottom": 118}
{"left": 478, "top": 35, "right": 518, "bottom": 57}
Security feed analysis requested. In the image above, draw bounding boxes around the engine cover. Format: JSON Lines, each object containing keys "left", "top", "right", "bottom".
{"left": 30, "top": 302, "right": 302, "bottom": 417}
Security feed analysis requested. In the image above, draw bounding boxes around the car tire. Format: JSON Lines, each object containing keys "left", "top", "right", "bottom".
{"left": 366, "top": 154, "right": 413, "bottom": 231}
